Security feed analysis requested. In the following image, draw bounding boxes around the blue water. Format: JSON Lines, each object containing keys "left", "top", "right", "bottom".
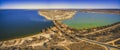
{"left": 1, "top": 10, "right": 120, "bottom": 40}
{"left": 63, "top": 12, "right": 120, "bottom": 29}
{"left": 0, "top": 10, "right": 54, "bottom": 40}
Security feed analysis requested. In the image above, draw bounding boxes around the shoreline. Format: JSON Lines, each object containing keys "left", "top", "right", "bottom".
{"left": 1, "top": 21, "right": 120, "bottom": 41}
{"left": 80, "top": 9, "right": 120, "bottom": 14}
{"left": 0, "top": 21, "right": 120, "bottom": 50}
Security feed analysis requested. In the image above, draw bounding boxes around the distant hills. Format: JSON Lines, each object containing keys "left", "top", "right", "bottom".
{"left": 80, "top": 9, "right": 120, "bottom": 14}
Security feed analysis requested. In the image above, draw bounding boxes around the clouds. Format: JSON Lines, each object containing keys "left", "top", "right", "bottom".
{"left": 0, "top": 0, "right": 120, "bottom": 9}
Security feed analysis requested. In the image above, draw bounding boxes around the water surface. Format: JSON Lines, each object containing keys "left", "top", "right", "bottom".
{"left": 0, "top": 10, "right": 54, "bottom": 40}
{"left": 63, "top": 12, "right": 120, "bottom": 29}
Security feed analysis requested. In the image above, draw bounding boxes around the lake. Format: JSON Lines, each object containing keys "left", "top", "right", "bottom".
{"left": 1, "top": 10, "right": 120, "bottom": 40}
{"left": 63, "top": 12, "right": 120, "bottom": 29}
{"left": 0, "top": 10, "right": 54, "bottom": 40}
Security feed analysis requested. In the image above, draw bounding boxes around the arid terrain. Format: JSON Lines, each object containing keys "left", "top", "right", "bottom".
{"left": 0, "top": 10, "right": 120, "bottom": 50}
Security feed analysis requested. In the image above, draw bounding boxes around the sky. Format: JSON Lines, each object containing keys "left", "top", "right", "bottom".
{"left": 0, "top": 0, "right": 120, "bottom": 9}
